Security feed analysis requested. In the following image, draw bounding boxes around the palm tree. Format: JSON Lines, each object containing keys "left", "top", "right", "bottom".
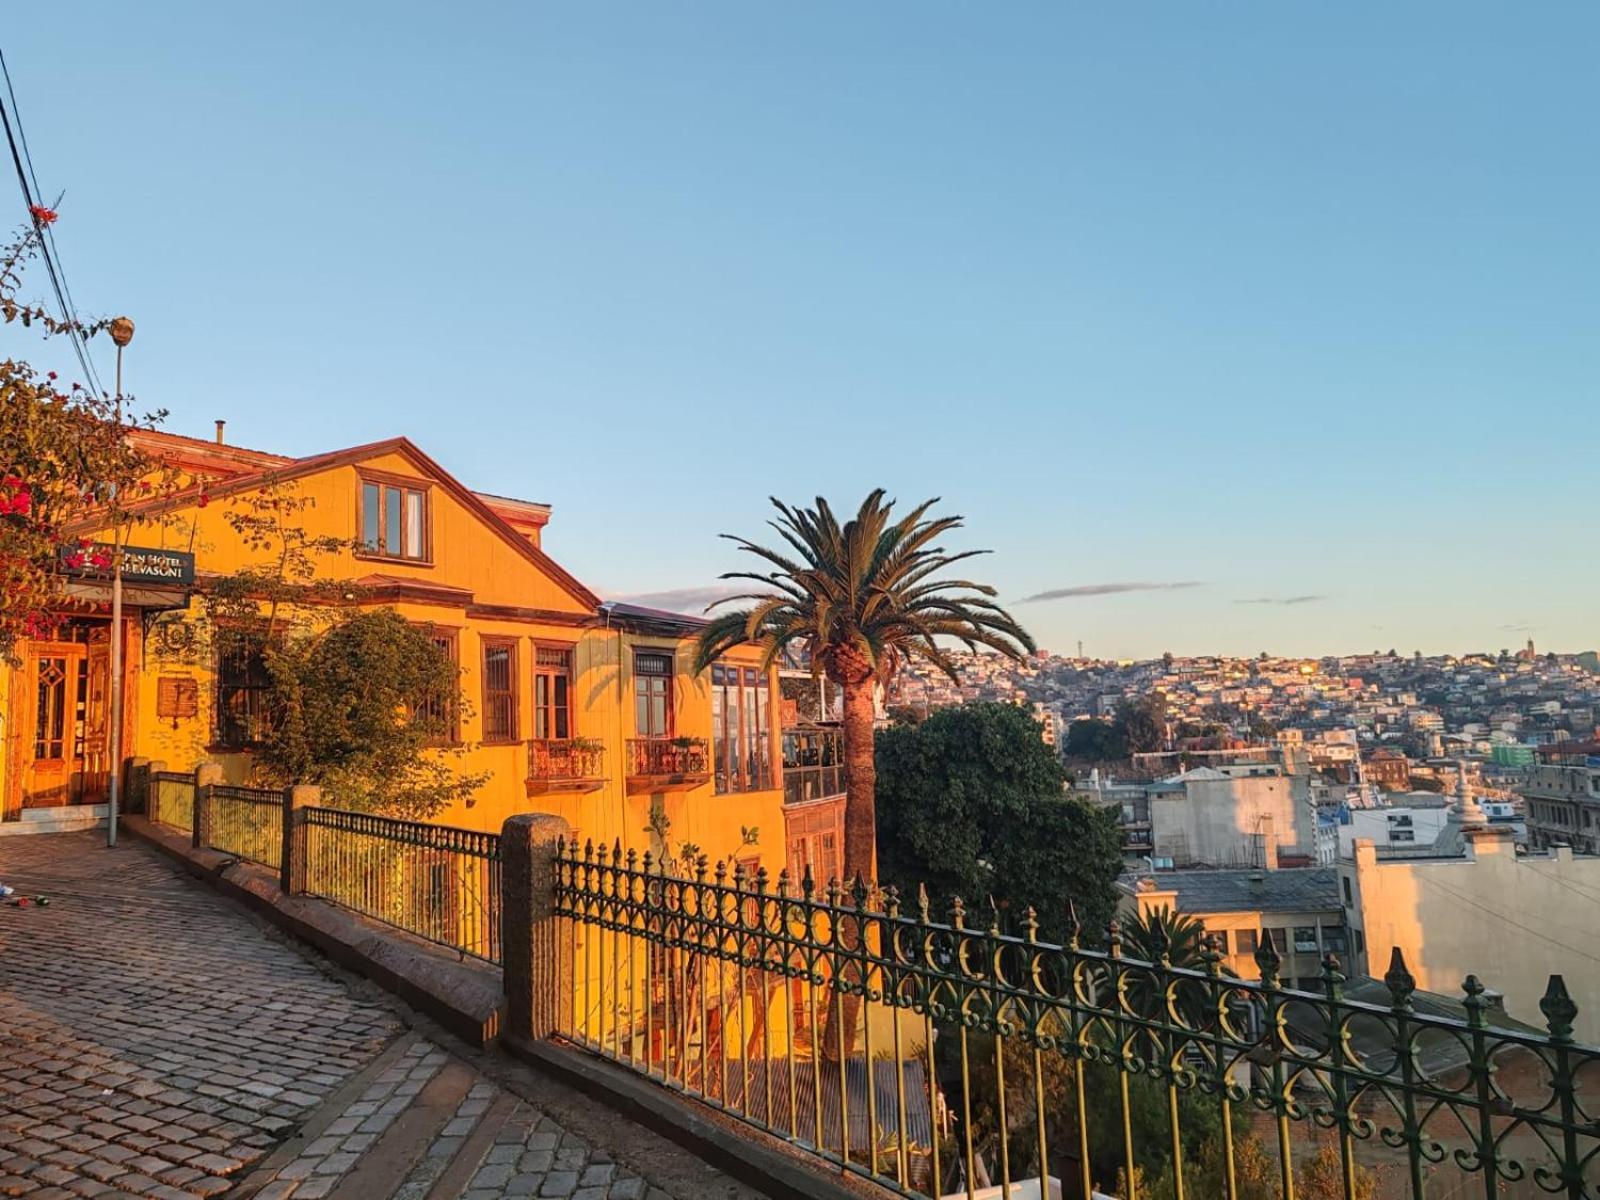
{"left": 693, "top": 490, "right": 1033, "bottom": 884}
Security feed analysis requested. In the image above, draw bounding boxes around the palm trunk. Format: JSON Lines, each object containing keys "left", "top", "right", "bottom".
{"left": 840, "top": 679, "right": 877, "bottom": 883}
{"left": 822, "top": 678, "right": 877, "bottom": 1065}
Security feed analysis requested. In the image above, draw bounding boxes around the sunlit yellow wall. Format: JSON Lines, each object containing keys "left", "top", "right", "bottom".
{"left": 124, "top": 449, "right": 788, "bottom": 881}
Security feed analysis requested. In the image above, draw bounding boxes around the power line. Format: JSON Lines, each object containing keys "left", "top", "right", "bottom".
{"left": 0, "top": 47, "right": 109, "bottom": 400}
{"left": 1414, "top": 874, "right": 1600, "bottom": 971}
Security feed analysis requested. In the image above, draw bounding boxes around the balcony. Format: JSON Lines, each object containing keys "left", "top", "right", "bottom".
{"left": 783, "top": 762, "right": 845, "bottom": 807}
{"left": 525, "top": 738, "right": 607, "bottom": 797}
{"left": 625, "top": 737, "right": 710, "bottom": 794}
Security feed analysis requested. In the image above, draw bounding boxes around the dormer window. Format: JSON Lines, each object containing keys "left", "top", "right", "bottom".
{"left": 359, "top": 475, "right": 430, "bottom": 561}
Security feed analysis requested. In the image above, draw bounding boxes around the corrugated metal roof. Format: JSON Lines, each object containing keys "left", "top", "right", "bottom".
{"left": 1132, "top": 867, "right": 1341, "bottom": 913}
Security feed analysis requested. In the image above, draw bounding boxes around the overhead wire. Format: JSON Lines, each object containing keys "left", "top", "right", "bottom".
{"left": 0, "top": 45, "right": 109, "bottom": 399}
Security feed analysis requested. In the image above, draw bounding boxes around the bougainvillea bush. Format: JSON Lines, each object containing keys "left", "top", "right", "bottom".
{"left": 0, "top": 221, "right": 160, "bottom": 660}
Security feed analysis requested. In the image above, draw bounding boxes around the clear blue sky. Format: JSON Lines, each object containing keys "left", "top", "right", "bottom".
{"left": 7, "top": 5, "right": 1596, "bottom": 659}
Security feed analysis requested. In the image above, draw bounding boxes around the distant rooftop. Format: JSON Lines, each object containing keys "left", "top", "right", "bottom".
{"left": 1126, "top": 867, "right": 1340, "bottom": 913}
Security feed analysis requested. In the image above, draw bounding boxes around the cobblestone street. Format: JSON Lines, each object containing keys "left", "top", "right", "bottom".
{"left": 0, "top": 833, "right": 759, "bottom": 1200}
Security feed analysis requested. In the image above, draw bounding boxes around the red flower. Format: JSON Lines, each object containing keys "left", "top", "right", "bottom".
{"left": 89, "top": 551, "right": 112, "bottom": 570}
{"left": 28, "top": 205, "right": 57, "bottom": 226}
{"left": 196, "top": 493, "right": 209, "bottom": 508}
{"left": 46, "top": 371, "right": 56, "bottom": 380}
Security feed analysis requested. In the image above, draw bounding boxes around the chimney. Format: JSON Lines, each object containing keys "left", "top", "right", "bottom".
{"left": 215, "top": 419, "right": 226, "bottom": 445}
{"left": 1258, "top": 813, "right": 1278, "bottom": 871}
{"left": 1465, "top": 825, "right": 1514, "bottom": 858}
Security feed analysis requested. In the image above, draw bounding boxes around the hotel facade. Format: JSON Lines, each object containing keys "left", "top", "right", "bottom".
{"left": 0, "top": 427, "right": 843, "bottom": 883}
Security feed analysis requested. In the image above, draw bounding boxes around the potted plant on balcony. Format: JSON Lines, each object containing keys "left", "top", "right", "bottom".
{"left": 571, "top": 736, "right": 605, "bottom": 778}
{"left": 669, "top": 735, "right": 699, "bottom": 774}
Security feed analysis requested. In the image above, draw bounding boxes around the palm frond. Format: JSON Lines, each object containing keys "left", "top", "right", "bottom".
{"left": 699, "top": 491, "right": 1032, "bottom": 684}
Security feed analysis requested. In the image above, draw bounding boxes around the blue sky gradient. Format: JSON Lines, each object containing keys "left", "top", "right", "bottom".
{"left": 6, "top": 5, "right": 1596, "bottom": 657}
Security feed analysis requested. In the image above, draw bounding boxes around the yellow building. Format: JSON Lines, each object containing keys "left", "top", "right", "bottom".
{"left": 1119, "top": 866, "right": 1349, "bottom": 989}
{"left": 0, "top": 427, "right": 831, "bottom": 878}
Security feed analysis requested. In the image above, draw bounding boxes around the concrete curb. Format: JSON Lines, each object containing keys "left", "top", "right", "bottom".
{"left": 124, "top": 815, "right": 505, "bottom": 1047}
{"left": 504, "top": 1037, "right": 867, "bottom": 1200}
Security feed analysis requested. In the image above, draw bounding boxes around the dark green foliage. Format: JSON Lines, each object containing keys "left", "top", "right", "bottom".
{"left": 1115, "top": 694, "right": 1167, "bottom": 754}
{"left": 1120, "top": 904, "right": 1209, "bottom": 965}
{"left": 874, "top": 701, "right": 1124, "bottom": 942}
{"left": 1062, "top": 693, "right": 1168, "bottom": 761}
{"left": 1062, "top": 716, "right": 1127, "bottom": 761}
{"left": 259, "top": 609, "right": 486, "bottom": 818}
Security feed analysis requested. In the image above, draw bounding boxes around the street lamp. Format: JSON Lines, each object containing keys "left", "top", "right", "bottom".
{"left": 106, "top": 316, "right": 134, "bottom": 848}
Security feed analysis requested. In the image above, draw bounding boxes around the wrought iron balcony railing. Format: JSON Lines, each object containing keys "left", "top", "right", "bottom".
{"left": 625, "top": 737, "right": 710, "bottom": 793}
{"left": 526, "top": 738, "right": 607, "bottom": 795}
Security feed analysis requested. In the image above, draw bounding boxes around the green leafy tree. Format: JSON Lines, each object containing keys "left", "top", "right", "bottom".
{"left": 874, "top": 702, "right": 1123, "bottom": 942}
{"left": 1247, "top": 713, "right": 1278, "bottom": 738}
{"left": 1115, "top": 694, "right": 1168, "bottom": 754}
{"left": 259, "top": 609, "right": 486, "bottom": 818}
{"left": 1296, "top": 1144, "right": 1380, "bottom": 1199}
{"left": 1141, "top": 1131, "right": 1280, "bottom": 1200}
{"left": 693, "top": 491, "right": 1032, "bottom": 884}
{"left": 1063, "top": 716, "right": 1128, "bottom": 762}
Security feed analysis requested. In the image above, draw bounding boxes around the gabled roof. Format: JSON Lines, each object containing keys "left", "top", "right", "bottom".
{"left": 105, "top": 435, "right": 600, "bottom": 612}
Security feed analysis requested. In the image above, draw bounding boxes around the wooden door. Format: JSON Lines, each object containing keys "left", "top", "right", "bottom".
{"left": 20, "top": 639, "right": 108, "bottom": 808}
{"left": 82, "top": 632, "right": 112, "bottom": 802}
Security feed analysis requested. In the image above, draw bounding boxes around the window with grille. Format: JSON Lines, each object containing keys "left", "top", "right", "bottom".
{"left": 415, "top": 628, "right": 460, "bottom": 744}
{"left": 217, "top": 636, "right": 271, "bottom": 749}
{"left": 712, "top": 662, "right": 772, "bottom": 793}
{"left": 534, "top": 645, "right": 573, "bottom": 740}
{"left": 359, "top": 476, "right": 430, "bottom": 561}
{"left": 481, "top": 639, "right": 519, "bottom": 743}
{"left": 634, "top": 651, "right": 673, "bottom": 738}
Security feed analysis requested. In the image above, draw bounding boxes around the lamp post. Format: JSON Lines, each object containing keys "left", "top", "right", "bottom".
{"left": 106, "top": 315, "right": 134, "bottom": 848}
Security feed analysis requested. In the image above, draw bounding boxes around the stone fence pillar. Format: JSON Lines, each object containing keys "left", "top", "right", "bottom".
{"left": 501, "top": 814, "right": 571, "bottom": 1042}
{"left": 125, "top": 758, "right": 151, "bottom": 814}
{"left": 193, "top": 763, "right": 223, "bottom": 850}
{"left": 281, "top": 784, "right": 321, "bottom": 894}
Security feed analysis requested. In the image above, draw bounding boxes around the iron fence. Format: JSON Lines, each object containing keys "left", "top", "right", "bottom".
{"left": 206, "top": 785, "right": 283, "bottom": 870}
{"left": 528, "top": 738, "right": 607, "bottom": 784}
{"left": 301, "top": 808, "right": 501, "bottom": 963}
{"left": 552, "top": 839, "right": 1600, "bottom": 1200}
{"left": 149, "top": 772, "right": 195, "bottom": 833}
{"left": 627, "top": 737, "right": 710, "bottom": 777}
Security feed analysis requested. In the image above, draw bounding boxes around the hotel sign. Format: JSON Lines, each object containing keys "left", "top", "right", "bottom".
{"left": 62, "top": 544, "right": 196, "bottom": 587}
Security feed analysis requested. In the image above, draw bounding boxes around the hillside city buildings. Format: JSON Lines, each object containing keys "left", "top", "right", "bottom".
{"left": 894, "top": 645, "right": 1600, "bottom": 1041}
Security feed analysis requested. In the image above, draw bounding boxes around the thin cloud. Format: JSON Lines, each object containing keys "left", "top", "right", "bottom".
{"left": 604, "top": 584, "right": 750, "bottom": 614}
{"left": 1017, "top": 582, "right": 1204, "bottom": 604}
{"left": 1235, "top": 594, "right": 1328, "bottom": 606}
